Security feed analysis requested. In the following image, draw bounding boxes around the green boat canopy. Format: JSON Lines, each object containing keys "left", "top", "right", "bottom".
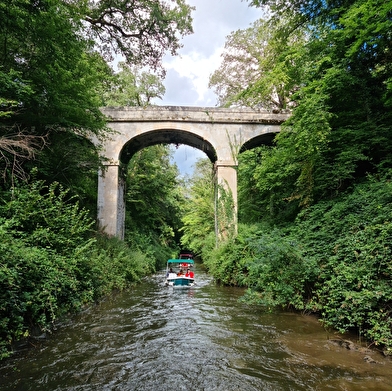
{"left": 167, "top": 259, "right": 194, "bottom": 264}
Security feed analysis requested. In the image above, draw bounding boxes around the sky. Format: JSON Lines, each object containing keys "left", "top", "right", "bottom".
{"left": 156, "top": 0, "right": 263, "bottom": 176}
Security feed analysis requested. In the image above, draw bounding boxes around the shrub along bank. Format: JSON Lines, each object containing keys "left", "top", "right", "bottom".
{"left": 0, "top": 181, "right": 156, "bottom": 360}
{"left": 203, "top": 175, "right": 392, "bottom": 355}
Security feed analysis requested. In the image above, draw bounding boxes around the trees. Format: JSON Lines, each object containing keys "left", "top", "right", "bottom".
{"left": 0, "top": 0, "right": 110, "bottom": 132}
{"left": 82, "top": 0, "right": 194, "bottom": 75}
{"left": 209, "top": 18, "right": 307, "bottom": 110}
{"left": 223, "top": 0, "right": 392, "bottom": 216}
{"left": 103, "top": 62, "right": 165, "bottom": 106}
{"left": 207, "top": 0, "right": 392, "bottom": 354}
{"left": 0, "top": 0, "right": 193, "bottom": 184}
{"left": 0, "top": 0, "right": 108, "bottom": 186}
{"left": 125, "top": 145, "right": 185, "bottom": 265}
{"left": 0, "top": 0, "right": 194, "bottom": 358}
{"left": 180, "top": 158, "right": 216, "bottom": 256}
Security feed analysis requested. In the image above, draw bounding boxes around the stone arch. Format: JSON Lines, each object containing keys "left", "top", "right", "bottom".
{"left": 239, "top": 132, "right": 277, "bottom": 153}
{"left": 96, "top": 106, "right": 289, "bottom": 239}
{"left": 119, "top": 128, "right": 217, "bottom": 165}
{"left": 97, "top": 126, "right": 218, "bottom": 240}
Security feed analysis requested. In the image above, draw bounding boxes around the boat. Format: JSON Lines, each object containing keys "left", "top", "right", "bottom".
{"left": 165, "top": 257, "right": 195, "bottom": 287}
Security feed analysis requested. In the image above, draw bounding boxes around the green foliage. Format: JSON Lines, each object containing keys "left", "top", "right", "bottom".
{"left": 211, "top": 172, "right": 392, "bottom": 353}
{"left": 180, "top": 159, "right": 215, "bottom": 255}
{"left": 77, "top": 235, "right": 156, "bottom": 298}
{"left": 0, "top": 0, "right": 193, "bottom": 129}
{"left": 290, "top": 176, "right": 392, "bottom": 352}
{"left": 0, "top": 0, "right": 110, "bottom": 185}
{"left": 235, "top": 0, "right": 392, "bottom": 221}
{"left": 0, "top": 0, "right": 193, "bottom": 186}
{"left": 204, "top": 224, "right": 318, "bottom": 310}
{"left": 0, "top": 233, "right": 81, "bottom": 359}
{"left": 0, "top": 0, "right": 193, "bottom": 363}
{"left": 238, "top": 149, "right": 264, "bottom": 223}
{"left": 243, "top": 230, "right": 318, "bottom": 310}
{"left": 203, "top": 224, "right": 259, "bottom": 286}
{"left": 125, "top": 145, "right": 185, "bottom": 267}
{"left": 0, "top": 0, "right": 193, "bottom": 360}
{"left": 0, "top": 0, "right": 109, "bottom": 133}
{"left": 103, "top": 62, "right": 165, "bottom": 106}
{"left": 206, "top": 0, "right": 392, "bottom": 355}
{"left": 0, "top": 181, "right": 154, "bottom": 360}
{"left": 30, "top": 132, "right": 100, "bottom": 213}
{"left": 0, "top": 181, "right": 94, "bottom": 254}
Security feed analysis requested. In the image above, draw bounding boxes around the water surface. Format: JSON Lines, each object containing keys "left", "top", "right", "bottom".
{"left": 1, "top": 269, "right": 391, "bottom": 390}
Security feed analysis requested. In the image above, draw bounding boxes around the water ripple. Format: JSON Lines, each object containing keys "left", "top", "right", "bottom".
{"left": 1, "top": 271, "right": 391, "bottom": 391}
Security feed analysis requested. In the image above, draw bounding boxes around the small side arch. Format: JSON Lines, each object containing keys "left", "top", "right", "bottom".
{"left": 239, "top": 132, "right": 277, "bottom": 153}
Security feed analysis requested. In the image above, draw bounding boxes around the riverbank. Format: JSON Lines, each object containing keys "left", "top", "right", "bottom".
{"left": 1, "top": 272, "right": 391, "bottom": 391}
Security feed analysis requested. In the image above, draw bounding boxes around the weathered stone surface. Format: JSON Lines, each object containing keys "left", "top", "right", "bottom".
{"left": 96, "top": 106, "right": 290, "bottom": 238}
{"left": 101, "top": 106, "right": 290, "bottom": 124}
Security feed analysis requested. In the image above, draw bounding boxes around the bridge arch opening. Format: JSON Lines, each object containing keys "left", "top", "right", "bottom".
{"left": 239, "top": 132, "right": 277, "bottom": 153}
{"left": 96, "top": 106, "right": 289, "bottom": 240}
{"left": 119, "top": 128, "right": 217, "bottom": 165}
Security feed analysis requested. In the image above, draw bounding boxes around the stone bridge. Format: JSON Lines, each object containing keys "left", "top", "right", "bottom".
{"left": 96, "top": 106, "right": 289, "bottom": 239}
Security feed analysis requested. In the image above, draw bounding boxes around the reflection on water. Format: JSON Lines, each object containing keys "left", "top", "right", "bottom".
{"left": 1, "top": 269, "right": 391, "bottom": 391}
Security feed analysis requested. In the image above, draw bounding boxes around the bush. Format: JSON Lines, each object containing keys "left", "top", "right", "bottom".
{"left": 1, "top": 181, "right": 94, "bottom": 254}
{"left": 205, "top": 224, "right": 318, "bottom": 309}
{"left": 209, "top": 174, "right": 392, "bottom": 353}
{"left": 288, "top": 175, "right": 392, "bottom": 353}
{"left": 243, "top": 229, "right": 318, "bottom": 310}
{"left": 0, "top": 181, "right": 155, "bottom": 360}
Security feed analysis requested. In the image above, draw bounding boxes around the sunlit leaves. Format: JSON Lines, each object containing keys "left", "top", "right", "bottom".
{"left": 209, "top": 18, "right": 307, "bottom": 110}
{"left": 103, "top": 62, "right": 165, "bottom": 106}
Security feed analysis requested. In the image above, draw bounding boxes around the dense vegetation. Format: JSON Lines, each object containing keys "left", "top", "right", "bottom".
{"left": 125, "top": 144, "right": 186, "bottom": 264}
{"left": 1, "top": 0, "right": 392, "bottom": 360}
{"left": 0, "top": 180, "right": 157, "bottom": 358}
{"left": 181, "top": 0, "right": 392, "bottom": 355}
{"left": 0, "top": 0, "right": 192, "bottom": 359}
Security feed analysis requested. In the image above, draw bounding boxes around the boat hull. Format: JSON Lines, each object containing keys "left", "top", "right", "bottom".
{"left": 166, "top": 277, "right": 194, "bottom": 287}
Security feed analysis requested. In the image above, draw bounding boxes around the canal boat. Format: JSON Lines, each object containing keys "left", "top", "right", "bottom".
{"left": 165, "top": 257, "right": 195, "bottom": 287}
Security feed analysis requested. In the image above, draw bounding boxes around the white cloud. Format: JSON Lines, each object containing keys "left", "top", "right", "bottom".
{"left": 158, "top": 0, "right": 263, "bottom": 173}
{"left": 158, "top": 0, "right": 262, "bottom": 107}
{"left": 162, "top": 48, "right": 223, "bottom": 106}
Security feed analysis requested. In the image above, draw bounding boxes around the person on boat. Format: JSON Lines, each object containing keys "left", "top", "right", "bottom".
{"left": 166, "top": 268, "right": 174, "bottom": 277}
{"left": 185, "top": 268, "right": 194, "bottom": 278}
{"left": 177, "top": 269, "right": 184, "bottom": 276}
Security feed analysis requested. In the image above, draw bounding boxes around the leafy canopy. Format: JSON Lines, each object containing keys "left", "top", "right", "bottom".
{"left": 103, "top": 62, "right": 165, "bottom": 107}
{"left": 209, "top": 17, "right": 307, "bottom": 110}
{"left": 0, "top": 0, "right": 193, "bottom": 183}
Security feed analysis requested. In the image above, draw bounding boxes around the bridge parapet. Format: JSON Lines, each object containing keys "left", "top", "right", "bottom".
{"left": 101, "top": 106, "right": 290, "bottom": 124}
{"left": 97, "top": 106, "right": 290, "bottom": 239}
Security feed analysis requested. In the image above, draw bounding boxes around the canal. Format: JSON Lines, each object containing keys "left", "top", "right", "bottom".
{"left": 1, "top": 268, "right": 391, "bottom": 390}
